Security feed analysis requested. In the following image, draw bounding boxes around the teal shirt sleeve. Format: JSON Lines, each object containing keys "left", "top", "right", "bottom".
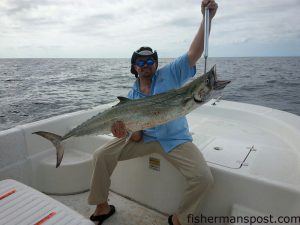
{"left": 167, "top": 52, "right": 196, "bottom": 88}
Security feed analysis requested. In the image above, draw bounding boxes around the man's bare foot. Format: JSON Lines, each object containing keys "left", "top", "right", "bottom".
{"left": 94, "top": 202, "right": 111, "bottom": 216}
{"left": 172, "top": 214, "right": 181, "bottom": 225}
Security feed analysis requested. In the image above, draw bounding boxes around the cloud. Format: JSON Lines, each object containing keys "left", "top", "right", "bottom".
{"left": 212, "top": 0, "right": 300, "bottom": 45}
{"left": 0, "top": 0, "right": 299, "bottom": 57}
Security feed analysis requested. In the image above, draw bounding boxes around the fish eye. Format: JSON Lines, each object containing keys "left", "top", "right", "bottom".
{"left": 206, "top": 79, "right": 209, "bottom": 85}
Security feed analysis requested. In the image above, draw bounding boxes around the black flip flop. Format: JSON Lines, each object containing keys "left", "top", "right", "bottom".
{"left": 90, "top": 205, "right": 116, "bottom": 224}
{"left": 168, "top": 215, "right": 174, "bottom": 225}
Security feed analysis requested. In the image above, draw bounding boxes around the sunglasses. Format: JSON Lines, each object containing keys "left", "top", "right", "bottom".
{"left": 135, "top": 58, "right": 155, "bottom": 67}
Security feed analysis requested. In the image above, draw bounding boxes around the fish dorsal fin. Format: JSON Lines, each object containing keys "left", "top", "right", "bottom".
{"left": 117, "top": 96, "right": 131, "bottom": 104}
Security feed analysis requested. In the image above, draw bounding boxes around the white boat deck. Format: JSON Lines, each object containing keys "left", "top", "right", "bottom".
{"left": 50, "top": 191, "right": 168, "bottom": 225}
{"left": 1, "top": 99, "right": 300, "bottom": 225}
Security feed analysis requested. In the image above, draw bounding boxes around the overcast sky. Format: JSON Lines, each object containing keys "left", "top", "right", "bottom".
{"left": 0, "top": 0, "right": 299, "bottom": 58}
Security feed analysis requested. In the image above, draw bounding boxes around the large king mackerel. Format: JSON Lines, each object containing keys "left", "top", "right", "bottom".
{"left": 33, "top": 65, "right": 230, "bottom": 167}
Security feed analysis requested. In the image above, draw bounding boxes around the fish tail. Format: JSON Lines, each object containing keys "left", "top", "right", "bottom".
{"left": 32, "top": 131, "right": 64, "bottom": 168}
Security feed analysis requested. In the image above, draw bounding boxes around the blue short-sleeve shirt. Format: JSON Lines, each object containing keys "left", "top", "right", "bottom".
{"left": 128, "top": 53, "right": 196, "bottom": 153}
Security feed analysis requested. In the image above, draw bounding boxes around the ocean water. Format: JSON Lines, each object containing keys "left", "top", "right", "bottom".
{"left": 0, "top": 57, "right": 299, "bottom": 131}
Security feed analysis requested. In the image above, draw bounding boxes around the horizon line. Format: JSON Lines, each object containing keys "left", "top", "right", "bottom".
{"left": 0, "top": 55, "right": 299, "bottom": 59}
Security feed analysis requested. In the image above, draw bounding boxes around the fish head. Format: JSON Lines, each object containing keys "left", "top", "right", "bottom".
{"left": 193, "top": 65, "right": 231, "bottom": 103}
{"left": 205, "top": 65, "right": 231, "bottom": 90}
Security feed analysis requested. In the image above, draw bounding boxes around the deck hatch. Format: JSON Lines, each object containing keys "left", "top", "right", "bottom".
{"left": 202, "top": 138, "right": 255, "bottom": 169}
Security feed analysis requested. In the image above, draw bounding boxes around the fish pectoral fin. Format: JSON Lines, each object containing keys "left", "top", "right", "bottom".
{"left": 183, "top": 96, "right": 193, "bottom": 104}
{"left": 125, "top": 131, "right": 133, "bottom": 143}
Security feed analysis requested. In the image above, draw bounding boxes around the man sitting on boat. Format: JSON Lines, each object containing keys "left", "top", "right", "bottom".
{"left": 88, "top": 1, "right": 218, "bottom": 224}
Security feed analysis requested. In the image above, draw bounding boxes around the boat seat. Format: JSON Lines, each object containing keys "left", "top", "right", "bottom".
{"left": 36, "top": 149, "right": 93, "bottom": 194}
{"left": 0, "top": 179, "right": 93, "bottom": 225}
{"left": 34, "top": 135, "right": 114, "bottom": 194}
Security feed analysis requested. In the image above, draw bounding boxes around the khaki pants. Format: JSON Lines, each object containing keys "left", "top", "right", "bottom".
{"left": 88, "top": 138, "right": 213, "bottom": 225}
